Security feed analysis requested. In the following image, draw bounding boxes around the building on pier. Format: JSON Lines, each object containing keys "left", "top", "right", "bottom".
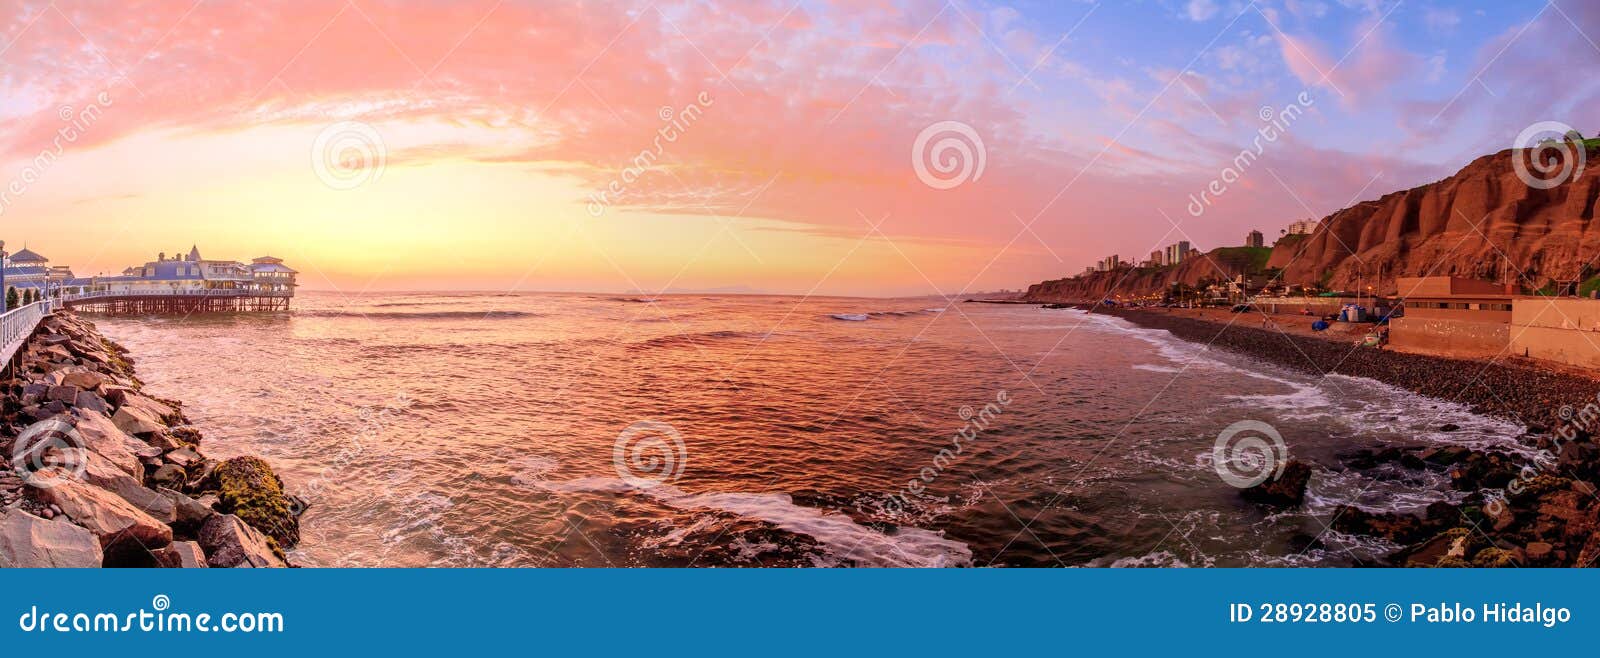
{"left": 53, "top": 246, "right": 296, "bottom": 313}
{"left": 64, "top": 246, "right": 297, "bottom": 298}
{"left": 1, "top": 246, "right": 75, "bottom": 295}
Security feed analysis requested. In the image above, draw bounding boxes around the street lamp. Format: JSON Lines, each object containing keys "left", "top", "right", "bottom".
{"left": 0, "top": 239, "right": 7, "bottom": 314}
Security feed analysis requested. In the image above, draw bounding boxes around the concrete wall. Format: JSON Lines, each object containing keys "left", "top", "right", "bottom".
{"left": 1510, "top": 298, "right": 1600, "bottom": 369}
{"left": 1390, "top": 317, "right": 1510, "bottom": 357}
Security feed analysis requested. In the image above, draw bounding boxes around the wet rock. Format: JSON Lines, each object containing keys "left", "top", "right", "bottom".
{"left": 169, "top": 426, "right": 203, "bottom": 447}
{"left": 198, "top": 514, "right": 287, "bottom": 568}
{"left": 1419, "top": 446, "right": 1471, "bottom": 467}
{"left": 1394, "top": 528, "right": 1474, "bottom": 567}
{"left": 1557, "top": 442, "right": 1600, "bottom": 483}
{"left": 164, "top": 447, "right": 202, "bottom": 468}
{"left": 150, "top": 464, "right": 186, "bottom": 490}
{"left": 1438, "top": 423, "right": 1460, "bottom": 432}
{"left": 1332, "top": 504, "right": 1454, "bottom": 544}
{"left": 211, "top": 456, "right": 300, "bottom": 547}
{"left": 159, "top": 487, "right": 217, "bottom": 535}
{"left": 154, "top": 541, "right": 208, "bottom": 568}
{"left": 1448, "top": 450, "right": 1520, "bottom": 491}
{"left": 0, "top": 508, "right": 103, "bottom": 567}
{"left": 1240, "top": 460, "right": 1312, "bottom": 507}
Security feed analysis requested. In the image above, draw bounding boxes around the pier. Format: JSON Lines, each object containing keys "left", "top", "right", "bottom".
{"left": 58, "top": 289, "right": 293, "bottom": 314}
{"left": 3, "top": 244, "right": 296, "bottom": 320}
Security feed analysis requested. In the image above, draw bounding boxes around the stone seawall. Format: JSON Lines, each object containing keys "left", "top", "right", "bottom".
{"left": 0, "top": 311, "right": 300, "bottom": 568}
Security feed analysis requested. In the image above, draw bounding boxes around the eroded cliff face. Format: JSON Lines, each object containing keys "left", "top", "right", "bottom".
{"left": 1026, "top": 146, "right": 1600, "bottom": 302}
{"left": 1279, "top": 147, "right": 1600, "bottom": 293}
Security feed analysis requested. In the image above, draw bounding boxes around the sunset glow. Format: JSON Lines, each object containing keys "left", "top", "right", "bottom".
{"left": 0, "top": 1, "right": 1583, "bottom": 294}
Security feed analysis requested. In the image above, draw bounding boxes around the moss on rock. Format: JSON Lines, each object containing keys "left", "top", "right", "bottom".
{"left": 212, "top": 456, "right": 300, "bottom": 548}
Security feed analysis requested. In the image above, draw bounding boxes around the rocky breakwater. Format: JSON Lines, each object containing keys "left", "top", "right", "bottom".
{"left": 1097, "top": 306, "right": 1600, "bottom": 567}
{"left": 0, "top": 311, "right": 301, "bottom": 568}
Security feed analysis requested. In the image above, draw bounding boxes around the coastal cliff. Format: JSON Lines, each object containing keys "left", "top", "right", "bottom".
{"left": 0, "top": 311, "right": 300, "bottom": 568}
{"left": 1026, "top": 144, "right": 1600, "bottom": 301}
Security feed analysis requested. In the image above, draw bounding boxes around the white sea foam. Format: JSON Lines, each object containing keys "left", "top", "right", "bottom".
{"left": 530, "top": 477, "right": 973, "bottom": 567}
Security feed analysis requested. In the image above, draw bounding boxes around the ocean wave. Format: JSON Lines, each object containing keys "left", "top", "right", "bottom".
{"left": 828, "top": 308, "right": 943, "bottom": 322}
{"left": 530, "top": 477, "right": 972, "bottom": 567}
{"left": 300, "top": 310, "right": 540, "bottom": 320}
{"left": 630, "top": 330, "right": 764, "bottom": 350}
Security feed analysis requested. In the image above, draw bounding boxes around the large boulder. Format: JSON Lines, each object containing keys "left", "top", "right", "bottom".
{"left": 31, "top": 477, "right": 172, "bottom": 557}
{"left": 0, "top": 509, "right": 103, "bottom": 568}
{"left": 72, "top": 410, "right": 159, "bottom": 476}
{"left": 59, "top": 369, "right": 107, "bottom": 391}
{"left": 117, "top": 393, "right": 179, "bottom": 425}
{"left": 112, "top": 405, "right": 165, "bottom": 437}
{"left": 198, "top": 514, "right": 287, "bottom": 568}
{"left": 1240, "top": 460, "right": 1312, "bottom": 507}
{"left": 159, "top": 487, "right": 217, "bottom": 535}
{"left": 211, "top": 456, "right": 300, "bottom": 547}
{"left": 79, "top": 450, "right": 177, "bottom": 524}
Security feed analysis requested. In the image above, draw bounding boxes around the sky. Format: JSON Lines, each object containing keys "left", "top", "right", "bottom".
{"left": 0, "top": 0, "right": 1594, "bottom": 296}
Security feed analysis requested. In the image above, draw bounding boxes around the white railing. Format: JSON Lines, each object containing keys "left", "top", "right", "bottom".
{"left": 1, "top": 299, "right": 55, "bottom": 366}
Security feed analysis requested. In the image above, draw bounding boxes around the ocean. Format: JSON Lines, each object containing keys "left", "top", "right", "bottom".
{"left": 90, "top": 291, "right": 1533, "bottom": 567}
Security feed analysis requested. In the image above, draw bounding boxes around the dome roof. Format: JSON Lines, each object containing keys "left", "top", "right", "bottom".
{"left": 8, "top": 247, "right": 46, "bottom": 262}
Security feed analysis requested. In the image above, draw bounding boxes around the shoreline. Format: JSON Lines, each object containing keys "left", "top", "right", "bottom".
{"left": 1, "top": 311, "right": 301, "bottom": 568}
{"left": 1059, "top": 304, "right": 1600, "bottom": 567}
